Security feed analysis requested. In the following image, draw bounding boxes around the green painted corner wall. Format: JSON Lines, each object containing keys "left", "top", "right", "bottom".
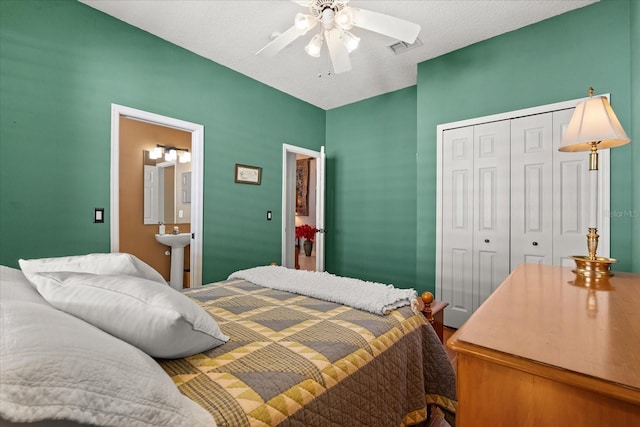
{"left": 416, "top": 0, "right": 638, "bottom": 294}
{"left": 325, "top": 87, "right": 418, "bottom": 290}
{"left": 0, "top": 0, "right": 325, "bottom": 282}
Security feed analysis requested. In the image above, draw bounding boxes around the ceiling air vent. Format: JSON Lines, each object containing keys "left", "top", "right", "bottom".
{"left": 388, "top": 38, "right": 422, "bottom": 55}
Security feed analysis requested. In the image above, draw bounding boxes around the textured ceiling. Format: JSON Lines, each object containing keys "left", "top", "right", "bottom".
{"left": 79, "top": 0, "right": 596, "bottom": 110}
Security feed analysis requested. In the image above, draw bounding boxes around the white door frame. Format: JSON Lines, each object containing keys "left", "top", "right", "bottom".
{"left": 110, "top": 104, "right": 205, "bottom": 287}
{"left": 282, "top": 144, "right": 326, "bottom": 271}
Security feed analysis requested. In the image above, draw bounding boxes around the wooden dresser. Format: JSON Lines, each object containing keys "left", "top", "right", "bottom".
{"left": 448, "top": 263, "right": 640, "bottom": 426}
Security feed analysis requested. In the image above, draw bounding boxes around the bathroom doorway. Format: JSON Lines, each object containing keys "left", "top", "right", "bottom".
{"left": 109, "top": 104, "right": 204, "bottom": 288}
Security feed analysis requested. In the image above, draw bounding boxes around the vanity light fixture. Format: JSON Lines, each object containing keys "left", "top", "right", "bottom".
{"left": 179, "top": 151, "right": 191, "bottom": 163}
{"left": 149, "top": 144, "right": 191, "bottom": 163}
{"left": 165, "top": 149, "right": 177, "bottom": 162}
{"left": 149, "top": 146, "right": 163, "bottom": 160}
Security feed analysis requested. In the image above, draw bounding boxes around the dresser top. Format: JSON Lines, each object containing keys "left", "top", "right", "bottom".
{"left": 450, "top": 263, "right": 640, "bottom": 392}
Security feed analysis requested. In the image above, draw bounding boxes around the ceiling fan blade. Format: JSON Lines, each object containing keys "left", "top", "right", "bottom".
{"left": 351, "top": 7, "right": 421, "bottom": 43}
{"left": 292, "top": 0, "right": 314, "bottom": 6}
{"left": 325, "top": 29, "right": 351, "bottom": 74}
{"left": 256, "top": 25, "right": 304, "bottom": 56}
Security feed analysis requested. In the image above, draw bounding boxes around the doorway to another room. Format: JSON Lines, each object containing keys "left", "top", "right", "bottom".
{"left": 110, "top": 104, "right": 204, "bottom": 289}
{"left": 282, "top": 144, "right": 325, "bottom": 271}
{"left": 295, "top": 154, "right": 316, "bottom": 271}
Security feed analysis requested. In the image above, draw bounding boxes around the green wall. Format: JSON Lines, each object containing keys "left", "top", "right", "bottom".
{"left": 0, "top": 0, "right": 325, "bottom": 282}
{"left": 416, "top": 0, "right": 638, "bottom": 293}
{"left": 325, "top": 87, "right": 417, "bottom": 290}
{"left": 632, "top": 0, "right": 640, "bottom": 275}
{"left": 1, "top": 0, "right": 637, "bottom": 293}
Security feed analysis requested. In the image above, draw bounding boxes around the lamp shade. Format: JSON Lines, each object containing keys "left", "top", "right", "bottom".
{"left": 559, "top": 96, "right": 630, "bottom": 152}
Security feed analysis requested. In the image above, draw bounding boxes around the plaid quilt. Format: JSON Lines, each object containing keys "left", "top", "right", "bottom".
{"left": 158, "top": 279, "right": 457, "bottom": 426}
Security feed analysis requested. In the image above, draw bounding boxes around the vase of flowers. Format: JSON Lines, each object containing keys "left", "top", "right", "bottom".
{"left": 295, "top": 224, "right": 316, "bottom": 257}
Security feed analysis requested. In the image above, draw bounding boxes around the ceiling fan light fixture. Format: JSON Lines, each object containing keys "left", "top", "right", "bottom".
{"left": 257, "top": 1, "right": 421, "bottom": 74}
{"left": 294, "top": 13, "right": 316, "bottom": 32}
{"left": 342, "top": 30, "right": 360, "bottom": 53}
{"left": 335, "top": 7, "right": 354, "bottom": 30}
{"left": 321, "top": 8, "right": 335, "bottom": 29}
{"left": 305, "top": 33, "right": 323, "bottom": 57}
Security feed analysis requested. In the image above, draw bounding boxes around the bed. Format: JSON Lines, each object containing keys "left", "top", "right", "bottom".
{"left": 0, "top": 254, "right": 456, "bottom": 427}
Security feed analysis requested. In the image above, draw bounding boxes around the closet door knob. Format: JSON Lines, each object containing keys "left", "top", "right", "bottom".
{"left": 532, "top": 242, "right": 538, "bottom": 246}
{"left": 484, "top": 239, "right": 490, "bottom": 243}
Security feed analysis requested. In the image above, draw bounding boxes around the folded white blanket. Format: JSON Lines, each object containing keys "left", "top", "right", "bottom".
{"left": 228, "top": 266, "right": 417, "bottom": 315}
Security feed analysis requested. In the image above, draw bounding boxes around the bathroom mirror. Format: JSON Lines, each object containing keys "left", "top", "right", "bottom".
{"left": 143, "top": 150, "right": 191, "bottom": 225}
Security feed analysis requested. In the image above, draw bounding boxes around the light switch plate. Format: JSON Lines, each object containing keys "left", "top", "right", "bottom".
{"left": 94, "top": 208, "right": 104, "bottom": 223}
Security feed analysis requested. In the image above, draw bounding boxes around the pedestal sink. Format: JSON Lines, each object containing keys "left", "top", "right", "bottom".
{"left": 155, "top": 233, "right": 191, "bottom": 290}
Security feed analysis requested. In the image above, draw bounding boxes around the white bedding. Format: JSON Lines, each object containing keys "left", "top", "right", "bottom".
{"left": 19, "top": 253, "right": 167, "bottom": 286}
{"left": 27, "top": 271, "right": 228, "bottom": 358}
{"left": 1, "top": 256, "right": 420, "bottom": 426}
{"left": 228, "top": 265, "right": 418, "bottom": 315}
{"left": 0, "top": 300, "right": 214, "bottom": 427}
{"left": 0, "top": 264, "right": 216, "bottom": 427}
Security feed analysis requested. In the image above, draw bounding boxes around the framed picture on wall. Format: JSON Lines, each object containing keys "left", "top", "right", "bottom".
{"left": 296, "top": 158, "right": 310, "bottom": 216}
{"left": 235, "top": 163, "right": 262, "bottom": 185}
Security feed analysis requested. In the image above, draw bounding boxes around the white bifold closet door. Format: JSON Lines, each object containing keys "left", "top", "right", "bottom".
{"left": 551, "top": 109, "right": 592, "bottom": 268}
{"left": 510, "top": 113, "right": 554, "bottom": 266}
{"left": 510, "top": 109, "right": 591, "bottom": 269}
{"left": 441, "top": 126, "right": 474, "bottom": 328}
{"left": 473, "top": 121, "right": 511, "bottom": 308}
{"left": 441, "top": 121, "right": 510, "bottom": 328}
{"left": 438, "top": 99, "right": 610, "bottom": 329}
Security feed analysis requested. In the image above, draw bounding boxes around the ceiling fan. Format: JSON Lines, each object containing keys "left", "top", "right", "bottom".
{"left": 256, "top": 0, "right": 421, "bottom": 74}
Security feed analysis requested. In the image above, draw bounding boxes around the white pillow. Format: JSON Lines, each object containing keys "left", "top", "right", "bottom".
{"left": 28, "top": 271, "right": 229, "bottom": 358}
{"left": 0, "top": 266, "right": 49, "bottom": 305}
{"left": 19, "top": 253, "right": 167, "bottom": 286}
{"left": 0, "top": 300, "right": 215, "bottom": 427}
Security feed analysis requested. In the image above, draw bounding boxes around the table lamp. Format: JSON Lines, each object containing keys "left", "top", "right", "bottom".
{"left": 558, "top": 88, "right": 630, "bottom": 280}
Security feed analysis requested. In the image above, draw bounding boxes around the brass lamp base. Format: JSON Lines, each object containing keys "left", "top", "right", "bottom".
{"left": 570, "top": 255, "right": 616, "bottom": 280}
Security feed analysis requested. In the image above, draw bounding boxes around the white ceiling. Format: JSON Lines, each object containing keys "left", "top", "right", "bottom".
{"left": 80, "top": 0, "right": 596, "bottom": 110}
